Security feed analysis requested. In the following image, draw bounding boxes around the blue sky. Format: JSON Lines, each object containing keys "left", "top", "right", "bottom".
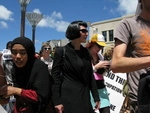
{"left": 0, "top": 0, "right": 138, "bottom": 52}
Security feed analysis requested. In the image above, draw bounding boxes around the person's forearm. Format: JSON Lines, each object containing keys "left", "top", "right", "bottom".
{"left": 13, "top": 87, "right": 22, "bottom": 96}
{"left": 111, "top": 56, "right": 150, "bottom": 73}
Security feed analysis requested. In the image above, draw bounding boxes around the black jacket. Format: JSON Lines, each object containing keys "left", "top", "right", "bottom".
{"left": 51, "top": 43, "right": 100, "bottom": 113}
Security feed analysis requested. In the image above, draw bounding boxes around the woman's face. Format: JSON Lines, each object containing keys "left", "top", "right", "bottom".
{"left": 11, "top": 44, "right": 28, "bottom": 68}
{"left": 78, "top": 25, "right": 88, "bottom": 43}
{"left": 42, "top": 46, "right": 51, "bottom": 56}
{"left": 93, "top": 43, "right": 103, "bottom": 53}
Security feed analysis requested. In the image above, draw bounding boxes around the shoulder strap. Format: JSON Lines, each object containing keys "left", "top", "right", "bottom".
{"left": 60, "top": 46, "right": 66, "bottom": 69}
{"left": 62, "top": 46, "right": 66, "bottom": 59}
{"left": 60, "top": 47, "right": 66, "bottom": 82}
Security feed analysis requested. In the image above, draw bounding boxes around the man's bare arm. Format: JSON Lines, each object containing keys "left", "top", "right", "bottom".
{"left": 111, "top": 39, "right": 150, "bottom": 73}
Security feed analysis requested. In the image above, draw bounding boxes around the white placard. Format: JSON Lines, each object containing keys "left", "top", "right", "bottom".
{"left": 104, "top": 71, "right": 127, "bottom": 113}
{"left": 0, "top": 105, "right": 7, "bottom": 113}
{"left": 2, "top": 49, "right": 12, "bottom": 60}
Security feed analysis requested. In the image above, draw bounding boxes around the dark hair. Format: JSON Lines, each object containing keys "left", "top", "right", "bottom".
{"left": 65, "top": 20, "right": 87, "bottom": 40}
{"left": 139, "top": 0, "right": 143, "bottom": 9}
{"left": 6, "top": 41, "right": 12, "bottom": 49}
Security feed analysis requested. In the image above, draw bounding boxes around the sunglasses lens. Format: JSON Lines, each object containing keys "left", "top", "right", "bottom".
{"left": 80, "top": 29, "right": 88, "bottom": 33}
{"left": 44, "top": 48, "right": 51, "bottom": 50}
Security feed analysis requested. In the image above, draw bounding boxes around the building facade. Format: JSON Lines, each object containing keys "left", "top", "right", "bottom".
{"left": 47, "top": 14, "right": 134, "bottom": 49}
{"left": 88, "top": 14, "right": 134, "bottom": 47}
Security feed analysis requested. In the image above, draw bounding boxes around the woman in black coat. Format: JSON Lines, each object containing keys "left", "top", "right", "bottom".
{"left": 51, "top": 20, "right": 100, "bottom": 113}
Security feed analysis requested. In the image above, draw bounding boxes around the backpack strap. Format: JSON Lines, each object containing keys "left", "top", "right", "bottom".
{"left": 62, "top": 46, "right": 66, "bottom": 60}
{"left": 60, "top": 46, "right": 66, "bottom": 83}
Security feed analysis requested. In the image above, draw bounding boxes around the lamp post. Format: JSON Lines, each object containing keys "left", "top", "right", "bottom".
{"left": 26, "top": 12, "right": 43, "bottom": 45}
{"left": 87, "top": 22, "right": 92, "bottom": 40}
{"left": 87, "top": 22, "right": 98, "bottom": 38}
{"left": 18, "top": 0, "right": 31, "bottom": 37}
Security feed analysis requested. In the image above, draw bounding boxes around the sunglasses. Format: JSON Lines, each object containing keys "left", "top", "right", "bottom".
{"left": 43, "top": 47, "right": 51, "bottom": 50}
{"left": 80, "top": 29, "right": 88, "bottom": 33}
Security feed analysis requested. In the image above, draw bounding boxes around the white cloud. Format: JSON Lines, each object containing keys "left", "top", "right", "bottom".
{"left": 37, "top": 11, "right": 69, "bottom": 32}
{"left": 51, "top": 11, "right": 62, "bottom": 19}
{"left": 0, "top": 21, "right": 8, "bottom": 28}
{"left": 55, "top": 21, "right": 69, "bottom": 32}
{"left": 35, "top": 39, "right": 42, "bottom": 44}
{"left": 109, "top": 8, "right": 116, "bottom": 15}
{"left": 117, "top": 0, "right": 138, "bottom": 15}
{"left": 33, "top": 9, "right": 42, "bottom": 14}
{"left": 27, "top": 9, "right": 69, "bottom": 32}
{"left": 0, "top": 5, "right": 13, "bottom": 21}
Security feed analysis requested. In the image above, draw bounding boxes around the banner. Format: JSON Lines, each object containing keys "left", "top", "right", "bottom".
{"left": 104, "top": 71, "right": 127, "bottom": 113}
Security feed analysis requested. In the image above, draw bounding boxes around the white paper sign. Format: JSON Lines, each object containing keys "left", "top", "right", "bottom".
{"left": 0, "top": 105, "right": 7, "bottom": 113}
{"left": 2, "top": 49, "right": 12, "bottom": 60}
{"left": 104, "top": 71, "right": 127, "bottom": 113}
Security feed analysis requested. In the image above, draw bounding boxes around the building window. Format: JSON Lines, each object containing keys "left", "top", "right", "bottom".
{"left": 102, "top": 31, "right": 107, "bottom": 42}
{"left": 109, "top": 30, "right": 114, "bottom": 41}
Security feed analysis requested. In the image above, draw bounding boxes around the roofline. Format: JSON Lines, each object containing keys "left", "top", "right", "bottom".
{"left": 91, "top": 14, "right": 134, "bottom": 26}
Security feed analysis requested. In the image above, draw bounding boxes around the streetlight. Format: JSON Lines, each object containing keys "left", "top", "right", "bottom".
{"left": 26, "top": 12, "right": 43, "bottom": 45}
{"left": 87, "top": 22, "right": 98, "bottom": 41}
{"left": 18, "top": 0, "right": 31, "bottom": 37}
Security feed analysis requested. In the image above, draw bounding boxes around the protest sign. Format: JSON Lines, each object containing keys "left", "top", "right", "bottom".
{"left": 0, "top": 105, "right": 7, "bottom": 113}
{"left": 104, "top": 71, "right": 127, "bottom": 113}
{"left": 2, "top": 49, "right": 12, "bottom": 61}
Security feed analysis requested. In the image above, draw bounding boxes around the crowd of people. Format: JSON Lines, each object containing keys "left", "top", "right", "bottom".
{"left": 0, "top": 0, "right": 149, "bottom": 113}
{"left": 0, "top": 20, "right": 111, "bottom": 113}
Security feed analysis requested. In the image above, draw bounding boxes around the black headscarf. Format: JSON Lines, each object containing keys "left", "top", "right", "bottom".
{"left": 6, "top": 41, "right": 12, "bottom": 49}
{"left": 11, "top": 37, "right": 51, "bottom": 113}
{"left": 11, "top": 37, "right": 35, "bottom": 88}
